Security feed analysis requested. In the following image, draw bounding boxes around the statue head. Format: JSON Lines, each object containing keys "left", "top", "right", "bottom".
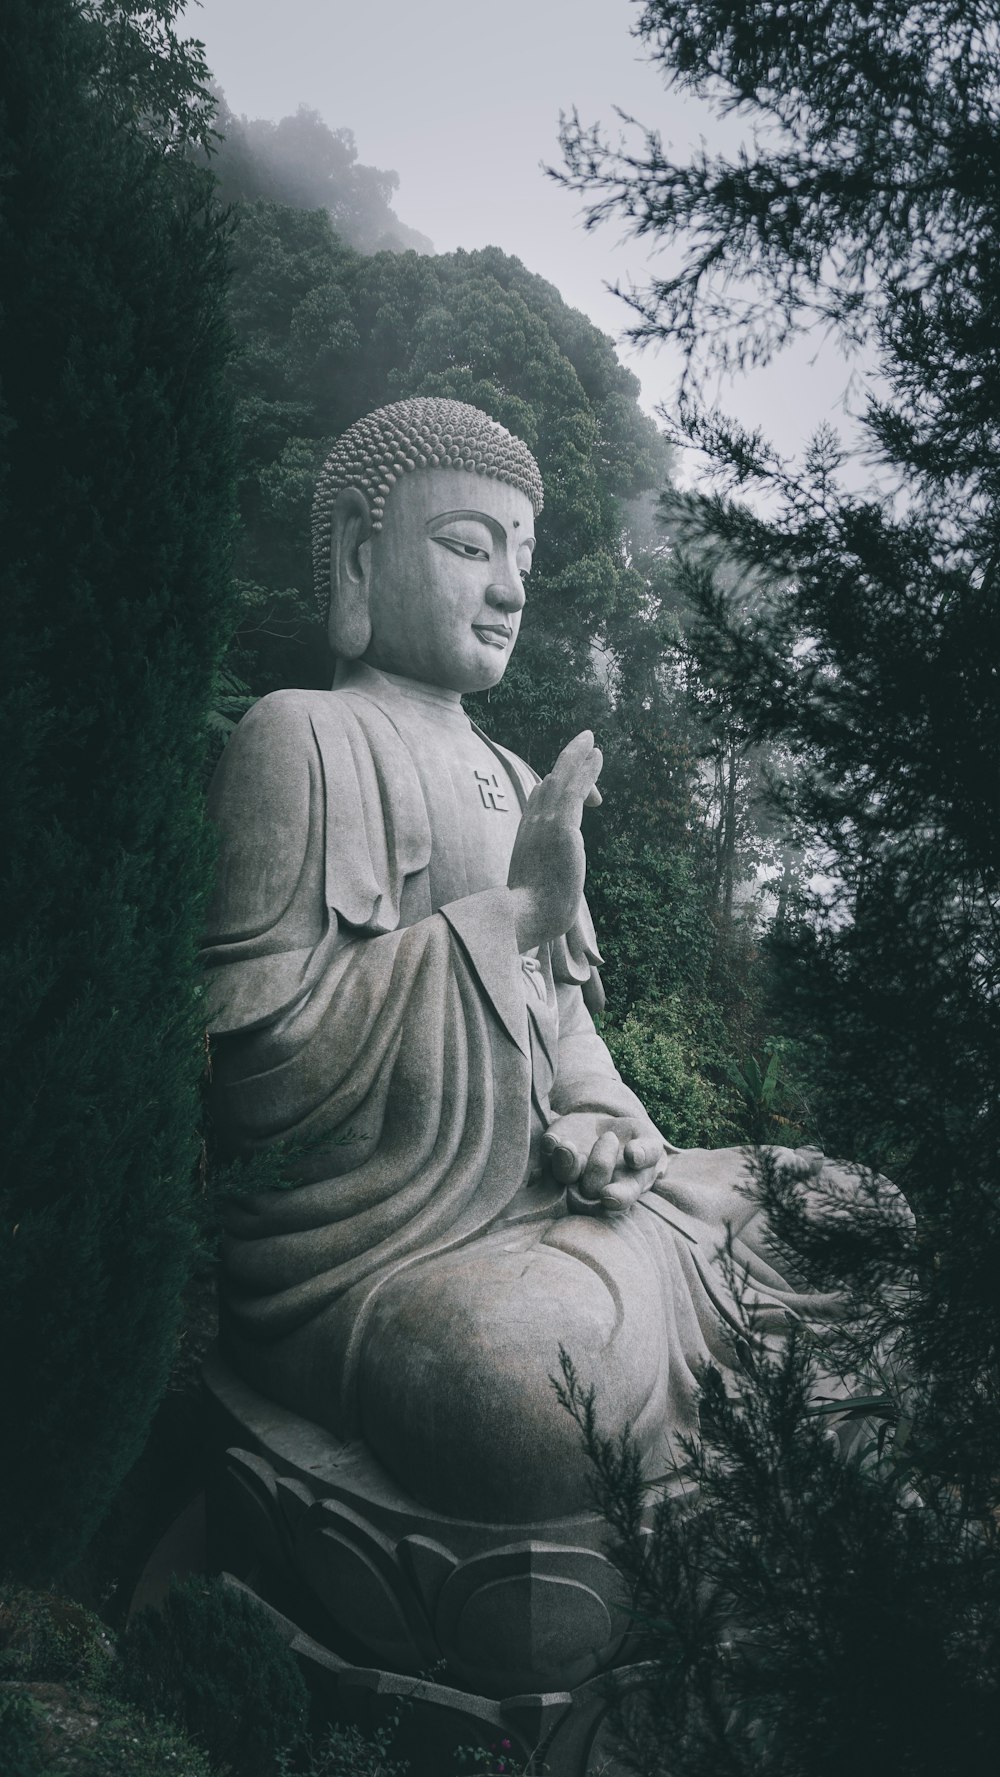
{"left": 312, "top": 398, "right": 544, "bottom": 694}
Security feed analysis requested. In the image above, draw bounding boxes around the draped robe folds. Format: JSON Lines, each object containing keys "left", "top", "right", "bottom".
{"left": 202, "top": 666, "right": 844, "bottom": 1523}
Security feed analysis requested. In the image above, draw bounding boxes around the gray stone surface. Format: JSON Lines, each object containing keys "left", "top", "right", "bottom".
{"left": 206, "top": 1347, "right": 636, "bottom": 1699}
{"left": 221, "top": 1570, "right": 640, "bottom": 1777}
{"left": 201, "top": 398, "right": 866, "bottom": 1714}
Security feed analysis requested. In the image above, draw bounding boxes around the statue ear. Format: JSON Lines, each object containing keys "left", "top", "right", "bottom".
{"left": 328, "top": 487, "right": 373, "bottom": 659}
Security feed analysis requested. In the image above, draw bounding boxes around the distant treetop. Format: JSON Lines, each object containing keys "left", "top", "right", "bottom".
{"left": 207, "top": 90, "right": 433, "bottom": 256}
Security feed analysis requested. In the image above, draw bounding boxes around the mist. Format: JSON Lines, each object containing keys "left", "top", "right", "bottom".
{"left": 181, "top": 0, "right": 870, "bottom": 475}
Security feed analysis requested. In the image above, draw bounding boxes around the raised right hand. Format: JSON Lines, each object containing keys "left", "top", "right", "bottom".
{"left": 507, "top": 730, "right": 603, "bottom": 951}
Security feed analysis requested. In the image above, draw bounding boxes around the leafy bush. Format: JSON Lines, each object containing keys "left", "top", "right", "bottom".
{"left": 120, "top": 1578, "right": 308, "bottom": 1776}
{"left": 279, "top": 1718, "right": 409, "bottom": 1777}
{"left": 723, "top": 1050, "right": 814, "bottom": 1149}
{"left": 603, "top": 1001, "right": 729, "bottom": 1148}
{"left": 0, "top": 1583, "right": 214, "bottom": 1777}
{"left": 20, "top": 1688, "right": 215, "bottom": 1777}
{"left": 0, "top": 1587, "right": 114, "bottom": 1688}
{"left": 0, "top": 1690, "right": 44, "bottom": 1777}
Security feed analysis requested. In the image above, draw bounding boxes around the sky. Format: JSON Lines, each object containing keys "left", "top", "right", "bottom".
{"left": 179, "top": 0, "right": 869, "bottom": 481}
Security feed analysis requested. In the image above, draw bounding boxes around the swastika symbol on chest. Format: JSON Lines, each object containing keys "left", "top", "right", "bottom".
{"left": 474, "top": 769, "right": 508, "bottom": 812}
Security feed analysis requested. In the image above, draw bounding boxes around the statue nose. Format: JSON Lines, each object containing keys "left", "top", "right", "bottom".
{"left": 485, "top": 573, "right": 526, "bottom": 614}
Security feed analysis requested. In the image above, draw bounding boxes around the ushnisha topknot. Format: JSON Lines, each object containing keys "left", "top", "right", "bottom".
{"left": 312, "top": 396, "right": 544, "bottom": 607}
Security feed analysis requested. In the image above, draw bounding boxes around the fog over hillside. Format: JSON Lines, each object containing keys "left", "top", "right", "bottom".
{"left": 207, "top": 90, "right": 433, "bottom": 256}
{"left": 182, "top": 0, "right": 871, "bottom": 480}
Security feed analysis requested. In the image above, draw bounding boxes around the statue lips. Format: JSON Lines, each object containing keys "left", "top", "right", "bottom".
{"left": 471, "top": 621, "right": 513, "bottom": 649}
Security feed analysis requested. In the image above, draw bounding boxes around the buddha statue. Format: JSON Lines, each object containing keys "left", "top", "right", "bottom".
{"left": 200, "top": 398, "right": 858, "bottom": 1711}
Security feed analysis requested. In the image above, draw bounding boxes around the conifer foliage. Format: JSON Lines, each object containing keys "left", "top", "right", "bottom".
{"left": 559, "top": 2, "right": 1000, "bottom": 1768}
{"left": 0, "top": 1, "right": 234, "bottom": 1574}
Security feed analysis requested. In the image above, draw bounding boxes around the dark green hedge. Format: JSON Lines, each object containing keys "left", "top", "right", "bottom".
{"left": 0, "top": 0, "right": 235, "bottom": 1575}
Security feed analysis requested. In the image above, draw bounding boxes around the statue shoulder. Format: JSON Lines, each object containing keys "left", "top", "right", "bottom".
{"left": 213, "top": 686, "right": 427, "bottom": 827}
{"left": 204, "top": 687, "right": 430, "bottom": 946}
{"left": 213, "top": 688, "right": 394, "bottom": 791}
{"left": 225, "top": 686, "right": 351, "bottom": 751}
{"left": 206, "top": 690, "right": 331, "bottom": 836}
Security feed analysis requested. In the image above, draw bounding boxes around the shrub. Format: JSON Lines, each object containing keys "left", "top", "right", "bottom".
{"left": 0, "top": 1586, "right": 114, "bottom": 1688}
{"left": 0, "top": 1583, "right": 214, "bottom": 1777}
{"left": 603, "top": 1000, "right": 729, "bottom": 1148}
{"left": 0, "top": 1689, "right": 45, "bottom": 1777}
{"left": 120, "top": 1578, "right": 309, "bottom": 1776}
{"left": 0, "top": 1682, "right": 216, "bottom": 1777}
{"left": 0, "top": 0, "right": 235, "bottom": 1576}
{"left": 280, "top": 1718, "right": 410, "bottom": 1777}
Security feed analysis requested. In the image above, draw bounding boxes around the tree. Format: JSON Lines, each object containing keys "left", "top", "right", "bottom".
{"left": 206, "top": 92, "right": 433, "bottom": 255}
{"left": 556, "top": 2, "right": 1000, "bottom": 1768}
{"left": 0, "top": 0, "right": 234, "bottom": 1574}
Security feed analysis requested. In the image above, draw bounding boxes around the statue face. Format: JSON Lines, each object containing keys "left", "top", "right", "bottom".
{"left": 362, "top": 468, "right": 535, "bottom": 693}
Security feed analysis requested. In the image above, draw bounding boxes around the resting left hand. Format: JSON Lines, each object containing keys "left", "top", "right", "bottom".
{"left": 542, "top": 1112, "right": 673, "bottom": 1214}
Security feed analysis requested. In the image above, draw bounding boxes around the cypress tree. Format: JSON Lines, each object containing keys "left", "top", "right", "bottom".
{"left": 0, "top": 0, "right": 234, "bottom": 1575}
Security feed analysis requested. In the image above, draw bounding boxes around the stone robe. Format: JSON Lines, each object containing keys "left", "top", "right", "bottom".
{"left": 202, "top": 665, "right": 840, "bottom": 1522}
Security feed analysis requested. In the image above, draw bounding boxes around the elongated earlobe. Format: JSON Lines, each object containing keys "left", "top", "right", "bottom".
{"left": 328, "top": 488, "right": 373, "bottom": 659}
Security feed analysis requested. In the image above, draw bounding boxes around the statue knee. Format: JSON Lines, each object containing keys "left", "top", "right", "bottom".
{"left": 357, "top": 1242, "right": 627, "bottom": 1521}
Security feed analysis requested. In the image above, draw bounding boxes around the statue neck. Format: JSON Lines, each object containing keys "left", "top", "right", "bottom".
{"left": 333, "top": 659, "right": 467, "bottom": 716}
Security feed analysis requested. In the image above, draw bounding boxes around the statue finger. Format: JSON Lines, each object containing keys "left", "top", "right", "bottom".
{"left": 549, "top": 730, "right": 591, "bottom": 777}
{"left": 552, "top": 732, "right": 599, "bottom": 786}
{"left": 560, "top": 750, "right": 604, "bottom": 815}
{"left": 621, "top": 1159, "right": 661, "bottom": 1194}
{"left": 572, "top": 742, "right": 603, "bottom": 792}
{"left": 581, "top": 1130, "right": 620, "bottom": 1200}
{"left": 623, "top": 1138, "right": 663, "bottom": 1172}
{"left": 541, "top": 1134, "right": 585, "bottom": 1185}
{"left": 599, "top": 1174, "right": 647, "bottom": 1213}
{"left": 523, "top": 773, "right": 557, "bottom": 816}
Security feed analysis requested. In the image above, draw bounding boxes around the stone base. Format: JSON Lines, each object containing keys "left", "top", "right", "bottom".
{"left": 222, "top": 1574, "right": 642, "bottom": 1777}
{"left": 204, "top": 1347, "right": 647, "bottom": 1770}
